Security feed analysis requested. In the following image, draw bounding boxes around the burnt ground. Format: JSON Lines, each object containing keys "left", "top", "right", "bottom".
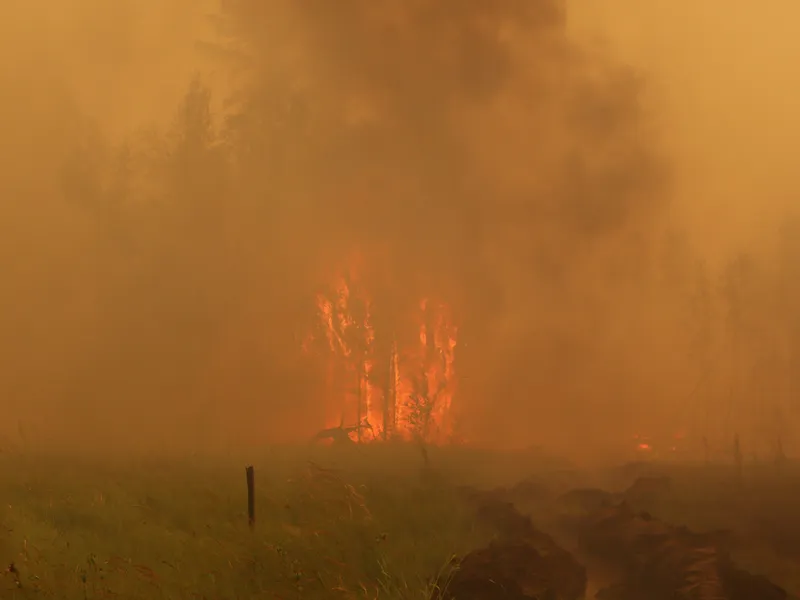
{"left": 447, "top": 461, "right": 800, "bottom": 599}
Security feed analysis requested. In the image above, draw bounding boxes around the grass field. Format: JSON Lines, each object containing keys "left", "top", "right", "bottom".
{"left": 1, "top": 444, "right": 798, "bottom": 599}
{"left": 0, "top": 444, "right": 541, "bottom": 599}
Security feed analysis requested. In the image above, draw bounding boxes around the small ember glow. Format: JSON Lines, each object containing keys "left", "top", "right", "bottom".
{"left": 307, "top": 264, "right": 459, "bottom": 444}
{"left": 631, "top": 431, "right": 687, "bottom": 456}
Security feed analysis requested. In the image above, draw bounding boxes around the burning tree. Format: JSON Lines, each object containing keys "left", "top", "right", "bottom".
{"left": 307, "top": 266, "right": 459, "bottom": 444}
{"left": 312, "top": 272, "right": 376, "bottom": 442}
{"left": 404, "top": 299, "right": 458, "bottom": 442}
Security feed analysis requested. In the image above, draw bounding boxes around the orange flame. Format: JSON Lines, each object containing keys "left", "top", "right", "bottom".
{"left": 309, "top": 270, "right": 459, "bottom": 444}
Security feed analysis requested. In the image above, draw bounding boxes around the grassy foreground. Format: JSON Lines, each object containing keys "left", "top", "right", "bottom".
{"left": 0, "top": 444, "right": 554, "bottom": 599}
{"left": 2, "top": 443, "right": 800, "bottom": 599}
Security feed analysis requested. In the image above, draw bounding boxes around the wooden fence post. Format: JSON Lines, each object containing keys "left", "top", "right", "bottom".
{"left": 245, "top": 465, "right": 255, "bottom": 530}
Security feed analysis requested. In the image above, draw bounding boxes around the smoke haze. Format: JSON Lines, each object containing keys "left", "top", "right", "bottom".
{"left": 1, "top": 0, "right": 798, "bottom": 461}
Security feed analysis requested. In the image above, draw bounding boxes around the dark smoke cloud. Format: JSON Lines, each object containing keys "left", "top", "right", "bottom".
{"left": 216, "top": 0, "right": 670, "bottom": 448}
{"left": 221, "top": 0, "right": 668, "bottom": 298}
{"left": 0, "top": 0, "right": 675, "bottom": 455}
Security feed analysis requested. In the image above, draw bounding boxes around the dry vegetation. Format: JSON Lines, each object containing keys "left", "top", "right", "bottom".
{"left": 2, "top": 447, "right": 800, "bottom": 599}
{"left": 0, "top": 447, "right": 474, "bottom": 598}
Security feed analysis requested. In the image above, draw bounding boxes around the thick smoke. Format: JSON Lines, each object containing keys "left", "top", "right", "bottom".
{"left": 219, "top": 0, "right": 671, "bottom": 451}
{"left": 0, "top": 0, "right": 670, "bottom": 456}
{"left": 2, "top": 0, "right": 796, "bottom": 460}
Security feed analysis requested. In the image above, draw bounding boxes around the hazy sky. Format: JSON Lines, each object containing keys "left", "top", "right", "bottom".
{"left": 1, "top": 0, "right": 797, "bottom": 457}
{"left": 569, "top": 0, "right": 800, "bottom": 261}
{"left": 5, "top": 0, "right": 794, "bottom": 254}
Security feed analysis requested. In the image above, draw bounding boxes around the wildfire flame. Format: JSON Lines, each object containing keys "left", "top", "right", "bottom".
{"left": 308, "top": 270, "right": 459, "bottom": 444}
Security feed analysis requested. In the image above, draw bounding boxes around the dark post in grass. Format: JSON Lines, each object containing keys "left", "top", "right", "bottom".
{"left": 733, "top": 434, "right": 743, "bottom": 486}
{"left": 245, "top": 465, "right": 255, "bottom": 530}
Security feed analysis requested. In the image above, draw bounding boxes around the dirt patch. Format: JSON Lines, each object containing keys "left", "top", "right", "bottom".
{"left": 575, "top": 502, "right": 788, "bottom": 600}
{"left": 442, "top": 491, "right": 587, "bottom": 600}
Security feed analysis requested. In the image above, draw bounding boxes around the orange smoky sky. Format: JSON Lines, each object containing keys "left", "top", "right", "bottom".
{"left": 0, "top": 0, "right": 798, "bottom": 461}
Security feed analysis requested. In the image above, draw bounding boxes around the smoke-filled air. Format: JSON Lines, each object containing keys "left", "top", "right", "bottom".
{"left": 2, "top": 0, "right": 800, "bottom": 462}
{"left": 6, "top": 3, "right": 800, "bottom": 600}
